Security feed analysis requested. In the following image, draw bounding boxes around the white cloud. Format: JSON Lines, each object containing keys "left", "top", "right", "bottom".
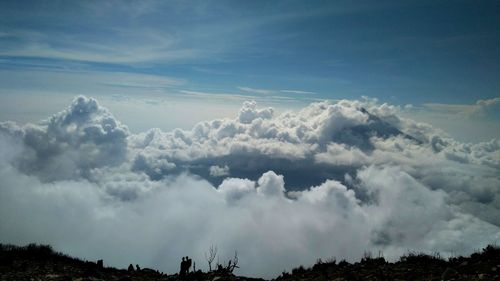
{"left": 0, "top": 96, "right": 499, "bottom": 278}
{"left": 238, "top": 87, "right": 317, "bottom": 96}
{"left": 280, "top": 89, "right": 316, "bottom": 95}
{"left": 179, "top": 90, "right": 252, "bottom": 101}
{"left": 423, "top": 97, "right": 500, "bottom": 119}
{"left": 218, "top": 177, "right": 255, "bottom": 202}
{"left": 466, "top": 97, "right": 500, "bottom": 118}
{"left": 0, "top": 96, "right": 129, "bottom": 181}
{"left": 256, "top": 171, "right": 285, "bottom": 197}
{"left": 209, "top": 165, "right": 230, "bottom": 177}
{"left": 237, "top": 101, "right": 274, "bottom": 124}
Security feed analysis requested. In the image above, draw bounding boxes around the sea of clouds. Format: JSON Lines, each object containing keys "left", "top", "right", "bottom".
{"left": 0, "top": 96, "right": 499, "bottom": 278}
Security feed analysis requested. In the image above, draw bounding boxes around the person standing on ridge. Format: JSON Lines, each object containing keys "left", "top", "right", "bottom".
{"left": 187, "top": 256, "right": 192, "bottom": 273}
{"left": 180, "top": 257, "right": 186, "bottom": 277}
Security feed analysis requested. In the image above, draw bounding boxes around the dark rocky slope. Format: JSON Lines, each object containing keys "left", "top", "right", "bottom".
{"left": 277, "top": 246, "right": 500, "bottom": 281}
{"left": 1, "top": 243, "right": 499, "bottom": 281}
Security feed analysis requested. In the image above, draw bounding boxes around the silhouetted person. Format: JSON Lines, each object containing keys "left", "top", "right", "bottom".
{"left": 97, "top": 259, "right": 103, "bottom": 269}
{"left": 128, "top": 264, "right": 134, "bottom": 272}
{"left": 186, "top": 256, "right": 192, "bottom": 273}
{"left": 180, "top": 257, "right": 186, "bottom": 277}
{"left": 136, "top": 264, "right": 141, "bottom": 271}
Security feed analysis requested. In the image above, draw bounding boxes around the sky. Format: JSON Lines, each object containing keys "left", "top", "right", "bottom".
{"left": 0, "top": 0, "right": 499, "bottom": 141}
{"left": 0, "top": 0, "right": 500, "bottom": 278}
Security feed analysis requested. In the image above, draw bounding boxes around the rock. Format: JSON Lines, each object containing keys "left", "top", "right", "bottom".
{"left": 441, "top": 267, "right": 459, "bottom": 280}
{"left": 83, "top": 267, "right": 103, "bottom": 279}
{"left": 53, "top": 276, "right": 72, "bottom": 281}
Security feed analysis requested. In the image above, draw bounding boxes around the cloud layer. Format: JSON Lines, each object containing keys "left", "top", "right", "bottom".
{"left": 1, "top": 96, "right": 499, "bottom": 278}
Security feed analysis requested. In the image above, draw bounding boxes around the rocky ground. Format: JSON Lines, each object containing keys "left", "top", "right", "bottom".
{"left": 277, "top": 246, "right": 500, "bottom": 281}
{"left": 1, "top": 244, "right": 499, "bottom": 281}
{"left": 0, "top": 244, "right": 262, "bottom": 281}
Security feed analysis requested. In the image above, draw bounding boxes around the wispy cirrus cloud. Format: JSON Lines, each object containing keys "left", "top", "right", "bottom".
{"left": 0, "top": 1, "right": 339, "bottom": 66}
{"left": 179, "top": 89, "right": 305, "bottom": 104}
{"left": 237, "top": 86, "right": 276, "bottom": 95}
{"left": 238, "top": 86, "right": 316, "bottom": 96}
{"left": 179, "top": 90, "right": 253, "bottom": 101}
{"left": 280, "top": 89, "right": 316, "bottom": 95}
{"left": 0, "top": 68, "right": 185, "bottom": 93}
{"left": 0, "top": 28, "right": 200, "bottom": 64}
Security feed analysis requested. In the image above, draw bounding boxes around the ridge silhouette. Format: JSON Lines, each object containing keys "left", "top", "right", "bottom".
{"left": 1, "top": 243, "right": 499, "bottom": 280}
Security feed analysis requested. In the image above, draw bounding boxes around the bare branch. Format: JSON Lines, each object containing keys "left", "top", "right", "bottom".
{"left": 226, "top": 251, "right": 239, "bottom": 273}
{"left": 204, "top": 244, "right": 217, "bottom": 271}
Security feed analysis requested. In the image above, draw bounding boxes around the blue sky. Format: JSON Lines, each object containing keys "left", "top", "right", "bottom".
{"left": 1, "top": 0, "right": 499, "bottom": 141}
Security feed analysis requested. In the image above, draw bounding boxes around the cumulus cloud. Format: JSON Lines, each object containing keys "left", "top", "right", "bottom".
{"left": 0, "top": 96, "right": 129, "bottom": 181}
{"left": 466, "top": 97, "right": 500, "bottom": 118}
{"left": 209, "top": 165, "right": 230, "bottom": 177}
{"left": 256, "top": 171, "right": 285, "bottom": 197}
{"left": 0, "top": 96, "right": 499, "bottom": 278}
{"left": 423, "top": 97, "right": 500, "bottom": 119}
